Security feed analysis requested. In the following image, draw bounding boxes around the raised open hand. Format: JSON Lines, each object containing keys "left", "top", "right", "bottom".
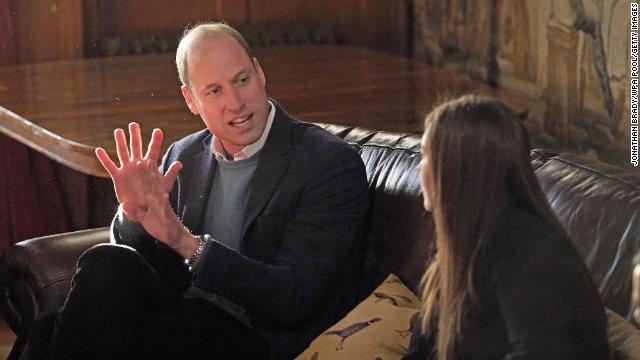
{"left": 124, "top": 159, "right": 196, "bottom": 255}
{"left": 95, "top": 122, "right": 183, "bottom": 221}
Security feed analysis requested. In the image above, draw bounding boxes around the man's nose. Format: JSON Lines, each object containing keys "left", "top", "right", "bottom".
{"left": 226, "top": 88, "right": 244, "bottom": 111}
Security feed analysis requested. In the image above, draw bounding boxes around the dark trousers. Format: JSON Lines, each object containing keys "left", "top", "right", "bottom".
{"left": 25, "top": 243, "right": 270, "bottom": 360}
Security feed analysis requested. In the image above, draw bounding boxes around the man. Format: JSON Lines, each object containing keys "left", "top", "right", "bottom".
{"left": 29, "top": 22, "right": 368, "bottom": 359}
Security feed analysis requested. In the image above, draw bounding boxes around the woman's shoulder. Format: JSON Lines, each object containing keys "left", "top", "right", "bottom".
{"left": 487, "top": 206, "right": 582, "bottom": 279}
{"left": 494, "top": 206, "right": 567, "bottom": 251}
{"left": 485, "top": 207, "right": 610, "bottom": 358}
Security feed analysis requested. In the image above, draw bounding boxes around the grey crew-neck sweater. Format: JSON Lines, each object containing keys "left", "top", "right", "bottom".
{"left": 200, "top": 153, "right": 261, "bottom": 251}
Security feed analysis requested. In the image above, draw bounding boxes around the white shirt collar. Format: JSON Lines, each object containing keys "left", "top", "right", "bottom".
{"left": 210, "top": 100, "right": 275, "bottom": 161}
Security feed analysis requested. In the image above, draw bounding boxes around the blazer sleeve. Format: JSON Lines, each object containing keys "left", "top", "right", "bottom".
{"left": 110, "top": 142, "right": 191, "bottom": 293}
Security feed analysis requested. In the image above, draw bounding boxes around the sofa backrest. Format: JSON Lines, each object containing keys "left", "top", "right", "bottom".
{"left": 531, "top": 149, "right": 640, "bottom": 320}
{"left": 319, "top": 124, "right": 434, "bottom": 298}
{"left": 320, "top": 124, "right": 640, "bottom": 320}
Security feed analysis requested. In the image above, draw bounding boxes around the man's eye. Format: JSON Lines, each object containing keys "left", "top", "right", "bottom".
{"left": 210, "top": 88, "right": 221, "bottom": 95}
{"left": 238, "top": 76, "right": 249, "bottom": 84}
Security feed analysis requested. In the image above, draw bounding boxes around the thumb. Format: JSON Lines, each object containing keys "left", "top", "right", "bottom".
{"left": 163, "top": 161, "right": 184, "bottom": 193}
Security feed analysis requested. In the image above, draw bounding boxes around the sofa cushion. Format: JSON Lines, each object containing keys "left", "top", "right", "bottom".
{"left": 531, "top": 149, "right": 640, "bottom": 319}
{"left": 323, "top": 125, "right": 435, "bottom": 298}
{"left": 357, "top": 137, "right": 434, "bottom": 295}
{"left": 320, "top": 124, "right": 640, "bottom": 325}
{"left": 296, "top": 273, "right": 419, "bottom": 360}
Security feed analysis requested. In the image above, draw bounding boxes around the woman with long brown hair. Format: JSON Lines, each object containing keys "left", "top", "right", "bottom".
{"left": 404, "top": 95, "right": 610, "bottom": 359}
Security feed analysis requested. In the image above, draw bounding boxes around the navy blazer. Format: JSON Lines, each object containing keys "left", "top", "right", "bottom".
{"left": 112, "top": 100, "right": 369, "bottom": 359}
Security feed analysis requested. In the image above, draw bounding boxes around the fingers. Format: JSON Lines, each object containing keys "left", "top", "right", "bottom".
{"left": 114, "top": 128, "right": 130, "bottom": 167}
{"left": 163, "top": 161, "right": 183, "bottom": 193}
{"left": 129, "top": 122, "right": 143, "bottom": 160}
{"left": 95, "top": 147, "right": 118, "bottom": 177}
{"left": 113, "top": 124, "right": 164, "bottom": 166}
{"left": 146, "top": 158, "right": 161, "bottom": 179}
{"left": 145, "top": 128, "right": 164, "bottom": 162}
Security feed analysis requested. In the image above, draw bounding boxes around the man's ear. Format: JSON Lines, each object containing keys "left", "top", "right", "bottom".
{"left": 253, "top": 58, "right": 266, "bottom": 87}
{"left": 181, "top": 85, "right": 199, "bottom": 115}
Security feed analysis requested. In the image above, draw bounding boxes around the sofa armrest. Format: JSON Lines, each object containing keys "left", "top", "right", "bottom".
{"left": 0, "top": 228, "right": 110, "bottom": 338}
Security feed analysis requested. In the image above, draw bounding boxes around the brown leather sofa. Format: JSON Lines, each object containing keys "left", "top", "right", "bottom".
{"left": 1, "top": 124, "right": 639, "bottom": 359}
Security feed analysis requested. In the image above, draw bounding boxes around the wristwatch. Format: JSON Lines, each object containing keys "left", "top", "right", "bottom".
{"left": 185, "top": 235, "right": 205, "bottom": 268}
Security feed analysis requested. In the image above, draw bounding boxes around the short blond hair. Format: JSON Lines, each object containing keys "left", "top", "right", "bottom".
{"left": 175, "top": 22, "right": 254, "bottom": 87}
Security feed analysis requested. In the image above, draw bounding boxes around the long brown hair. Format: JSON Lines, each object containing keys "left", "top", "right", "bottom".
{"left": 419, "top": 95, "right": 562, "bottom": 359}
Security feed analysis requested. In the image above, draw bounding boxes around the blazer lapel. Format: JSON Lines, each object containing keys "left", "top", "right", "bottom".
{"left": 181, "top": 136, "right": 217, "bottom": 233}
{"left": 241, "top": 106, "right": 293, "bottom": 238}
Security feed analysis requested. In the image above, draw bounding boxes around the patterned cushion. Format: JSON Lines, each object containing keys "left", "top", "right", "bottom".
{"left": 606, "top": 308, "right": 640, "bottom": 359}
{"left": 296, "top": 274, "right": 419, "bottom": 360}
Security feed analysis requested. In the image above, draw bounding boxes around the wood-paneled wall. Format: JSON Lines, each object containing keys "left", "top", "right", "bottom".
{"left": 4, "top": 0, "right": 83, "bottom": 64}
{"left": 2, "top": 0, "right": 408, "bottom": 64}
{"left": 0, "top": 1, "right": 17, "bottom": 66}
